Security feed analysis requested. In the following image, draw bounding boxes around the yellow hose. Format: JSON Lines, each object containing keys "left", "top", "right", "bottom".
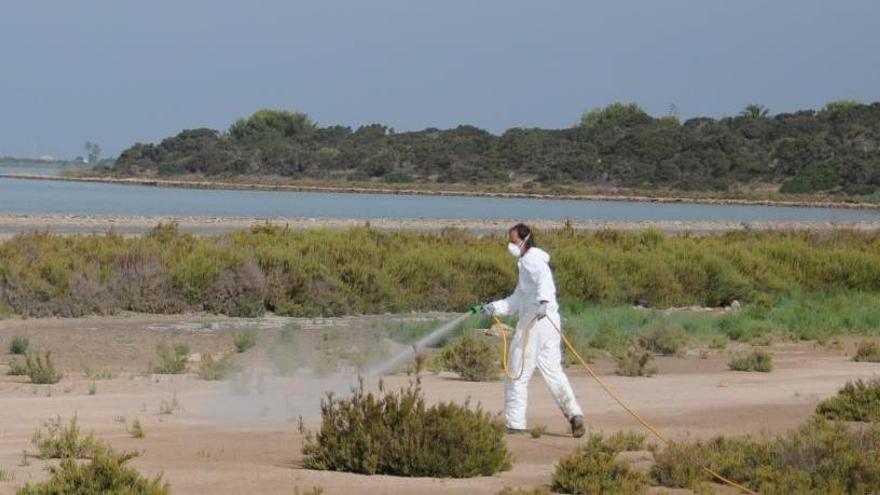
{"left": 493, "top": 314, "right": 758, "bottom": 495}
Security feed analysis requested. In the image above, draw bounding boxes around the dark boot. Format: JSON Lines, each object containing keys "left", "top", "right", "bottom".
{"left": 570, "top": 415, "right": 585, "bottom": 438}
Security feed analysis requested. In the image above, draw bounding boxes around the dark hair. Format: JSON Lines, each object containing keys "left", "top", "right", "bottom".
{"left": 510, "top": 223, "right": 536, "bottom": 249}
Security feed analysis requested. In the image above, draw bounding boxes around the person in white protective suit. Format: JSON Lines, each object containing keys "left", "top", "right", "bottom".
{"left": 481, "top": 223, "right": 585, "bottom": 437}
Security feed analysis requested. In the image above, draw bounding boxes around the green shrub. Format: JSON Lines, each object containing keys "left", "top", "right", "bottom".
{"left": 233, "top": 332, "right": 257, "bottom": 353}
{"left": 651, "top": 417, "right": 880, "bottom": 494}
{"left": 31, "top": 416, "right": 100, "bottom": 460}
{"left": 301, "top": 378, "right": 511, "bottom": 477}
{"left": 816, "top": 379, "right": 880, "bottom": 422}
{"left": 16, "top": 446, "right": 169, "bottom": 495}
{"left": 708, "top": 333, "right": 728, "bottom": 351}
{"left": 638, "top": 327, "right": 688, "bottom": 356}
{"left": 198, "top": 353, "right": 240, "bottom": 381}
{"left": 24, "top": 351, "right": 63, "bottom": 384}
{"left": 596, "top": 431, "right": 648, "bottom": 453}
{"left": 9, "top": 335, "right": 29, "bottom": 355}
{"left": 552, "top": 433, "right": 648, "bottom": 495}
{"left": 152, "top": 342, "right": 189, "bottom": 374}
{"left": 615, "top": 347, "right": 656, "bottom": 377}
{"left": 438, "top": 333, "right": 499, "bottom": 381}
{"left": 727, "top": 349, "right": 773, "bottom": 372}
{"left": 7, "top": 358, "right": 28, "bottom": 376}
{"left": 854, "top": 341, "right": 880, "bottom": 362}
{"left": 530, "top": 425, "right": 547, "bottom": 439}
{"left": 129, "top": 419, "right": 145, "bottom": 439}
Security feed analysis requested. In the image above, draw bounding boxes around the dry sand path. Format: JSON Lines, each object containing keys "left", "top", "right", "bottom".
{"left": 0, "top": 314, "right": 878, "bottom": 494}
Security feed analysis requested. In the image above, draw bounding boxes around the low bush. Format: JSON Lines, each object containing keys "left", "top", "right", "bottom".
{"left": 552, "top": 432, "right": 648, "bottom": 495}
{"left": 816, "top": 379, "right": 880, "bottom": 422}
{"left": 204, "top": 261, "right": 266, "bottom": 317}
{"left": 9, "top": 335, "right": 29, "bottom": 355}
{"left": 24, "top": 351, "right": 63, "bottom": 384}
{"left": 6, "top": 358, "right": 28, "bottom": 376}
{"left": 650, "top": 417, "right": 880, "bottom": 494}
{"left": 529, "top": 425, "right": 546, "bottom": 439}
{"left": 853, "top": 341, "right": 880, "bottom": 362}
{"left": 438, "top": 333, "right": 499, "bottom": 381}
{"left": 301, "top": 378, "right": 511, "bottom": 477}
{"left": 152, "top": 342, "right": 189, "bottom": 374}
{"left": 16, "top": 446, "right": 169, "bottom": 495}
{"left": 615, "top": 347, "right": 657, "bottom": 377}
{"left": 594, "top": 431, "right": 648, "bottom": 453}
{"left": 130, "top": 419, "right": 145, "bottom": 439}
{"left": 233, "top": 332, "right": 257, "bottom": 353}
{"left": 31, "top": 416, "right": 100, "bottom": 460}
{"left": 198, "top": 353, "right": 240, "bottom": 381}
{"left": 638, "top": 327, "right": 688, "bottom": 356}
{"left": 727, "top": 349, "right": 773, "bottom": 372}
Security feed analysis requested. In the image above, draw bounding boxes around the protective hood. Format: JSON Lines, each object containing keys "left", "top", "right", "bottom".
{"left": 523, "top": 247, "right": 551, "bottom": 265}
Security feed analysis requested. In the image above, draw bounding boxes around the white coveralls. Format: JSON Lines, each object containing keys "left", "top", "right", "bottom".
{"left": 491, "top": 247, "right": 583, "bottom": 430}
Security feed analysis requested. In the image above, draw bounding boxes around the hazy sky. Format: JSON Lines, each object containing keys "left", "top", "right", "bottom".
{"left": 2, "top": 0, "right": 879, "bottom": 159}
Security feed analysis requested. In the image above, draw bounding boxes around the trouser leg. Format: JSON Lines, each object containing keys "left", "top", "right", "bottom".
{"left": 535, "top": 315, "right": 584, "bottom": 419}
{"left": 504, "top": 323, "right": 538, "bottom": 430}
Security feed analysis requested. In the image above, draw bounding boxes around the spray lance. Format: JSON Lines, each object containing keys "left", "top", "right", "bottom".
{"left": 366, "top": 305, "right": 521, "bottom": 379}
{"left": 364, "top": 311, "right": 471, "bottom": 378}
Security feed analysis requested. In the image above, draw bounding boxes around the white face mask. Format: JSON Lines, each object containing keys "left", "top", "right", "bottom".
{"left": 507, "top": 242, "right": 522, "bottom": 257}
{"left": 507, "top": 233, "right": 530, "bottom": 258}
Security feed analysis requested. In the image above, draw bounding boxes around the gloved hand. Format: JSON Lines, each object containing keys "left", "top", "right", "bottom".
{"left": 480, "top": 303, "right": 496, "bottom": 315}
{"left": 536, "top": 301, "right": 548, "bottom": 320}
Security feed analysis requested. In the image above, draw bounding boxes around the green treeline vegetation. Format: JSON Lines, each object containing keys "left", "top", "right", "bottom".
{"left": 1, "top": 224, "right": 879, "bottom": 318}
{"left": 107, "top": 101, "right": 880, "bottom": 196}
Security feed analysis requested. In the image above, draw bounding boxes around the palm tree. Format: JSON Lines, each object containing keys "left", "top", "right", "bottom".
{"left": 739, "top": 104, "right": 770, "bottom": 119}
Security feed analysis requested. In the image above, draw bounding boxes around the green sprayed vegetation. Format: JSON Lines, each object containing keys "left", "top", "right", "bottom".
{"left": 437, "top": 332, "right": 500, "bottom": 381}
{"left": 300, "top": 378, "right": 511, "bottom": 477}
{"left": 151, "top": 343, "right": 189, "bottom": 375}
{"left": 197, "top": 353, "right": 240, "bottom": 381}
{"left": 232, "top": 331, "right": 257, "bottom": 353}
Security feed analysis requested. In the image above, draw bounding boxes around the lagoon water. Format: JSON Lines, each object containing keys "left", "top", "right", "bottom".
{"left": 1, "top": 166, "right": 878, "bottom": 222}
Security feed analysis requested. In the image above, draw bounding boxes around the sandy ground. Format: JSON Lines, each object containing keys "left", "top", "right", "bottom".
{"left": 0, "top": 314, "right": 878, "bottom": 494}
{"left": 1, "top": 213, "right": 880, "bottom": 240}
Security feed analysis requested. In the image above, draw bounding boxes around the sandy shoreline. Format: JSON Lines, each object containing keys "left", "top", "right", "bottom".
{"left": 6, "top": 172, "right": 880, "bottom": 210}
{"left": 0, "top": 213, "right": 878, "bottom": 239}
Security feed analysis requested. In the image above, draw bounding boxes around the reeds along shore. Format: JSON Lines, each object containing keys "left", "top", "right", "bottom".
{"left": 1, "top": 224, "right": 879, "bottom": 319}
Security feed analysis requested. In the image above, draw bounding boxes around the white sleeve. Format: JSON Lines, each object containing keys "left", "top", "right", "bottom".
{"left": 534, "top": 260, "right": 555, "bottom": 303}
{"left": 491, "top": 284, "right": 522, "bottom": 316}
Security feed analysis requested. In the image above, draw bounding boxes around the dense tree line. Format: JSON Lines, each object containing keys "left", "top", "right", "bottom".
{"left": 109, "top": 101, "right": 880, "bottom": 195}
